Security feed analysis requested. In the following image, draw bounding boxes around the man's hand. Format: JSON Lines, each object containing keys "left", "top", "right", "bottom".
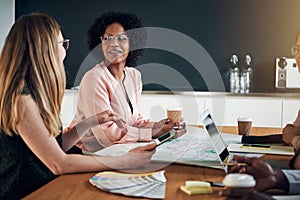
{"left": 282, "top": 124, "right": 300, "bottom": 144}
{"left": 219, "top": 188, "right": 275, "bottom": 200}
{"left": 228, "top": 155, "right": 277, "bottom": 192}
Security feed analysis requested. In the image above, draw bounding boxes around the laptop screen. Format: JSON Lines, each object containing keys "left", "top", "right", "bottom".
{"left": 201, "top": 110, "right": 230, "bottom": 164}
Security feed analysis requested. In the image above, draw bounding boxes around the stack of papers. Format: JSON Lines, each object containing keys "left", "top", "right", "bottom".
{"left": 89, "top": 171, "right": 166, "bottom": 199}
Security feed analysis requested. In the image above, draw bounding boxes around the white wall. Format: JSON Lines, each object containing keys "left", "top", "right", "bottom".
{"left": 0, "top": 0, "right": 14, "bottom": 52}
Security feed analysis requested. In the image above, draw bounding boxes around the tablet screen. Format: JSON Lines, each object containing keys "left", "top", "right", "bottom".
{"left": 200, "top": 110, "right": 230, "bottom": 164}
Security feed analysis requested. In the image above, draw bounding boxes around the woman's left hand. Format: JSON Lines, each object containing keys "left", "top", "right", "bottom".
{"left": 152, "top": 118, "right": 187, "bottom": 138}
{"left": 173, "top": 121, "right": 186, "bottom": 138}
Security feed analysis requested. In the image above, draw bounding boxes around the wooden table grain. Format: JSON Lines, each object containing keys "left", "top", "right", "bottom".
{"left": 218, "top": 126, "right": 282, "bottom": 136}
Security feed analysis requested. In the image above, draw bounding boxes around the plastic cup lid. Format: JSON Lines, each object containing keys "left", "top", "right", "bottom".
{"left": 167, "top": 106, "right": 182, "bottom": 111}
{"left": 237, "top": 117, "right": 252, "bottom": 122}
{"left": 223, "top": 174, "right": 256, "bottom": 188}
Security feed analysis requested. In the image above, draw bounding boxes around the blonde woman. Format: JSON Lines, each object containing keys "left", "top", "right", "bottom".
{"left": 0, "top": 13, "right": 155, "bottom": 199}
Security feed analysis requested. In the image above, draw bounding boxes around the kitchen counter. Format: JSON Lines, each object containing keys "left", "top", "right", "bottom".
{"left": 141, "top": 90, "right": 300, "bottom": 98}
{"left": 65, "top": 89, "right": 300, "bottom": 98}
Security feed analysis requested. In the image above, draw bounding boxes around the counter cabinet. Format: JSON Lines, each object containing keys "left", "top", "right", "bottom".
{"left": 61, "top": 90, "right": 300, "bottom": 128}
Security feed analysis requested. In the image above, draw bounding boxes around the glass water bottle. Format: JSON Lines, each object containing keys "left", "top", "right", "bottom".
{"left": 229, "top": 54, "right": 240, "bottom": 93}
{"left": 241, "top": 55, "right": 253, "bottom": 93}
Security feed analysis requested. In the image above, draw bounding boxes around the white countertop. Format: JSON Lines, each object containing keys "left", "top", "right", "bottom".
{"left": 65, "top": 89, "right": 300, "bottom": 98}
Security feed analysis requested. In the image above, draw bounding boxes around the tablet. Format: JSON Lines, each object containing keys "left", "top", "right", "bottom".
{"left": 200, "top": 109, "right": 230, "bottom": 165}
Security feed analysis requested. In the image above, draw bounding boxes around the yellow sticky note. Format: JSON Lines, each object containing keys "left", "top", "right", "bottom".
{"left": 180, "top": 181, "right": 213, "bottom": 195}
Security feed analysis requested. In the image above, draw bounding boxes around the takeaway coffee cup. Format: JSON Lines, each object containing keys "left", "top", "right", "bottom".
{"left": 223, "top": 173, "right": 256, "bottom": 192}
{"left": 237, "top": 117, "right": 252, "bottom": 136}
{"left": 166, "top": 106, "right": 182, "bottom": 124}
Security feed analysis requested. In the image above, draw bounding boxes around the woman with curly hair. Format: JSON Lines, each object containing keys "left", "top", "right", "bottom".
{"left": 70, "top": 11, "right": 185, "bottom": 152}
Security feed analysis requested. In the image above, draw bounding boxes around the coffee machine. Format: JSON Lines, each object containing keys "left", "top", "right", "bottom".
{"left": 275, "top": 57, "right": 300, "bottom": 89}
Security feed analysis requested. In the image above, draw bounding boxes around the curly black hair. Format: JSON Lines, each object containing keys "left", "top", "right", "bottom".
{"left": 87, "top": 11, "right": 147, "bottom": 67}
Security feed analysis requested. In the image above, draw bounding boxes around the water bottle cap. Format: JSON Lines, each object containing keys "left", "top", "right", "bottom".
{"left": 230, "top": 54, "right": 238, "bottom": 64}
{"left": 245, "top": 55, "right": 251, "bottom": 65}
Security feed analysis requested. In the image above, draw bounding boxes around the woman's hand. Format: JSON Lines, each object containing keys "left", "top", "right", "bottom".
{"left": 152, "top": 118, "right": 187, "bottom": 139}
{"left": 121, "top": 142, "right": 156, "bottom": 170}
{"left": 152, "top": 118, "right": 174, "bottom": 138}
{"left": 96, "top": 110, "right": 126, "bottom": 130}
{"left": 282, "top": 124, "right": 300, "bottom": 144}
{"left": 173, "top": 121, "right": 187, "bottom": 138}
{"left": 62, "top": 110, "right": 127, "bottom": 151}
{"left": 96, "top": 110, "right": 116, "bottom": 124}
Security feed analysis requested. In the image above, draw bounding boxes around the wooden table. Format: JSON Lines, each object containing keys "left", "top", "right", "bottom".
{"left": 218, "top": 126, "right": 282, "bottom": 136}
{"left": 23, "top": 127, "right": 291, "bottom": 200}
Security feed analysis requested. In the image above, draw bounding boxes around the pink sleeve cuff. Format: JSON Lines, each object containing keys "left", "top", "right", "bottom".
{"left": 121, "top": 125, "right": 140, "bottom": 143}
{"left": 116, "top": 125, "right": 152, "bottom": 143}
{"left": 139, "top": 128, "right": 152, "bottom": 142}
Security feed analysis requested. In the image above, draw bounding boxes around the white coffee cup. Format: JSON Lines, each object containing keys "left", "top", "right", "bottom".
{"left": 237, "top": 117, "right": 252, "bottom": 136}
{"left": 166, "top": 106, "right": 182, "bottom": 124}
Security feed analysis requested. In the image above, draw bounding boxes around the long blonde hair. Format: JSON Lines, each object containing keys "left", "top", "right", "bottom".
{"left": 0, "top": 13, "right": 66, "bottom": 137}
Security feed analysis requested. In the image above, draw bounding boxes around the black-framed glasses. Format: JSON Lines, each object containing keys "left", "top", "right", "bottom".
{"left": 58, "top": 39, "right": 70, "bottom": 50}
{"left": 291, "top": 44, "right": 300, "bottom": 56}
{"left": 100, "top": 33, "right": 129, "bottom": 43}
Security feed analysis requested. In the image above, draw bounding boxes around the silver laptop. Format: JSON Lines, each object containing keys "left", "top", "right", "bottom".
{"left": 200, "top": 109, "right": 232, "bottom": 170}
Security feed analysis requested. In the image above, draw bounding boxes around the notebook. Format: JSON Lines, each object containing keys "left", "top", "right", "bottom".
{"left": 227, "top": 143, "right": 294, "bottom": 156}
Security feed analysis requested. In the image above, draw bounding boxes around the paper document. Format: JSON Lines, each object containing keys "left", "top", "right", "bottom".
{"left": 93, "top": 142, "right": 149, "bottom": 157}
{"left": 92, "top": 126, "right": 261, "bottom": 169}
{"left": 228, "top": 143, "right": 294, "bottom": 155}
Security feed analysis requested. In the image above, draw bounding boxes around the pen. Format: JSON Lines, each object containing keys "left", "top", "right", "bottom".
{"left": 207, "top": 181, "right": 224, "bottom": 187}
{"left": 223, "top": 162, "right": 248, "bottom": 166}
{"left": 241, "top": 144, "right": 270, "bottom": 150}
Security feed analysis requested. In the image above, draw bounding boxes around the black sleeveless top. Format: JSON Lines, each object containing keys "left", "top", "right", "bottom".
{"left": 0, "top": 88, "right": 62, "bottom": 199}
{"left": 0, "top": 132, "right": 62, "bottom": 199}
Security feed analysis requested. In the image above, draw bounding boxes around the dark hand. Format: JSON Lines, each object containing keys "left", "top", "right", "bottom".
{"left": 282, "top": 124, "right": 300, "bottom": 144}
{"left": 219, "top": 188, "right": 275, "bottom": 200}
{"left": 228, "top": 155, "right": 277, "bottom": 192}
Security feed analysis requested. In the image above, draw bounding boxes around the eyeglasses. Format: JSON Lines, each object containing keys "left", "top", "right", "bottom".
{"left": 291, "top": 44, "right": 300, "bottom": 56}
{"left": 58, "top": 39, "right": 70, "bottom": 50}
{"left": 100, "top": 33, "right": 129, "bottom": 43}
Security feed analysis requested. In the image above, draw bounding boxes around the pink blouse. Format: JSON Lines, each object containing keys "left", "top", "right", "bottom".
{"left": 69, "top": 62, "right": 152, "bottom": 152}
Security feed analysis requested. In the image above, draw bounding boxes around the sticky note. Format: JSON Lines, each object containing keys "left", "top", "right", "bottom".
{"left": 180, "top": 181, "right": 213, "bottom": 195}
